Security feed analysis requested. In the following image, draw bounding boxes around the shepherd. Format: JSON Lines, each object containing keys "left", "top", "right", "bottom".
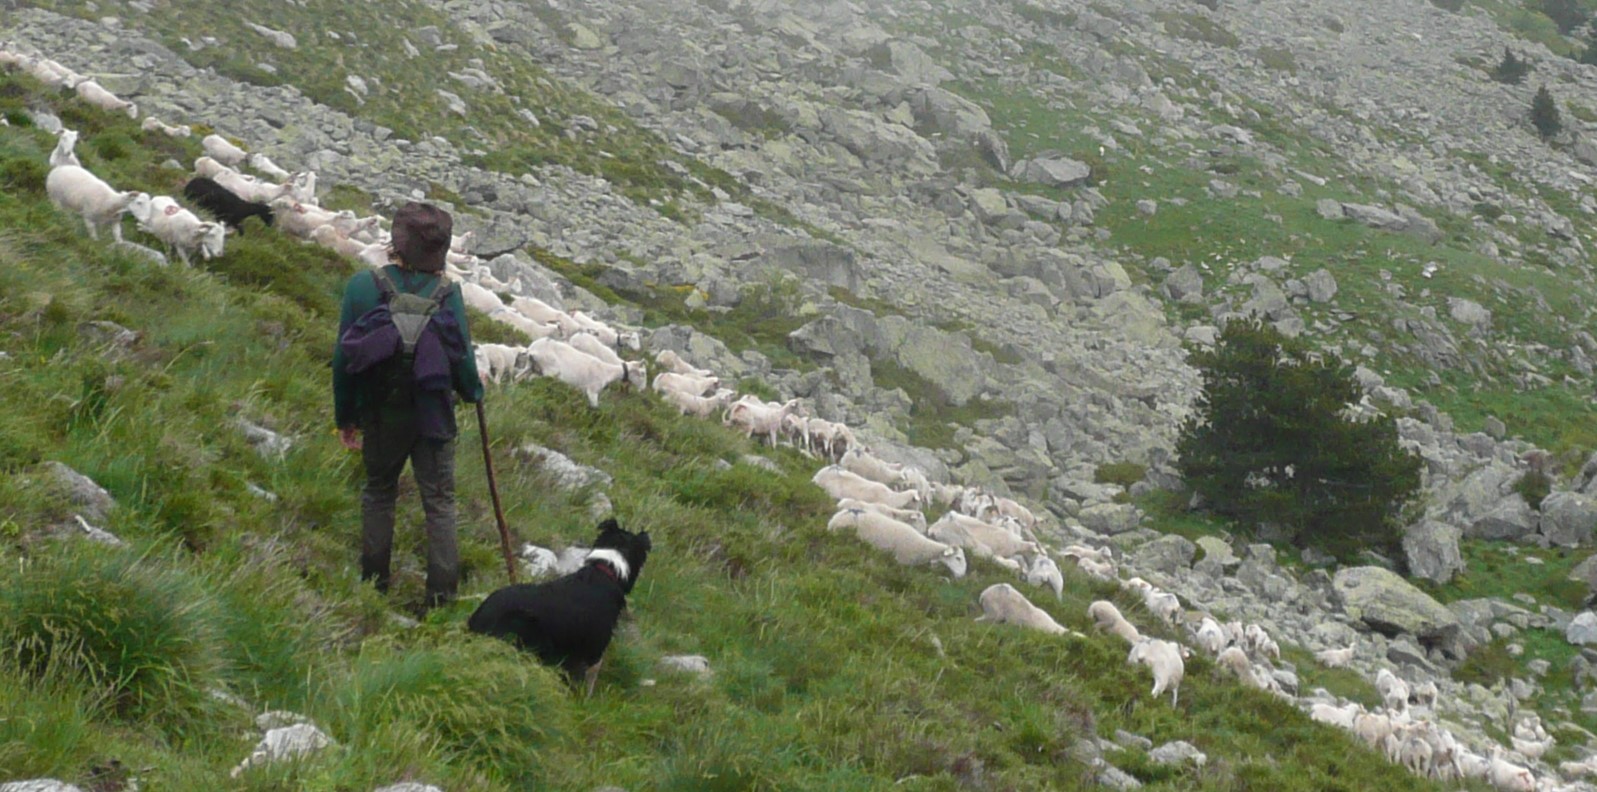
{"left": 332, "top": 202, "right": 484, "bottom": 612}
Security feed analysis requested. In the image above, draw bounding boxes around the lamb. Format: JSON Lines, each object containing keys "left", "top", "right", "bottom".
{"left": 202, "top": 133, "right": 248, "bottom": 167}
{"left": 1314, "top": 644, "right": 1356, "bottom": 669}
{"left": 1024, "top": 554, "right": 1064, "bottom": 599}
{"left": 781, "top": 413, "right": 811, "bottom": 453}
{"left": 1086, "top": 600, "right": 1142, "bottom": 644}
{"left": 828, "top": 507, "right": 966, "bottom": 577}
{"left": 141, "top": 117, "right": 192, "bottom": 138}
{"left": 653, "top": 371, "right": 720, "bottom": 397}
{"left": 655, "top": 349, "right": 713, "bottom": 378}
{"left": 525, "top": 337, "right": 646, "bottom": 408}
{"left": 475, "top": 343, "right": 528, "bottom": 385}
{"left": 836, "top": 497, "right": 927, "bottom": 532}
{"left": 133, "top": 196, "right": 225, "bottom": 266}
{"left": 1409, "top": 679, "right": 1438, "bottom": 710}
{"left": 567, "top": 331, "right": 627, "bottom": 367}
{"left": 73, "top": 80, "right": 137, "bottom": 118}
{"left": 247, "top": 152, "right": 292, "bottom": 181}
{"left": 898, "top": 466, "right": 932, "bottom": 504}
{"left": 991, "top": 495, "right": 1039, "bottom": 531}
{"left": 977, "top": 583, "right": 1074, "bottom": 636}
{"left": 49, "top": 129, "right": 79, "bottom": 168}
{"left": 724, "top": 396, "right": 805, "bottom": 447}
{"left": 1127, "top": 638, "right": 1186, "bottom": 706}
{"left": 660, "top": 387, "right": 735, "bottom": 419}
{"left": 926, "top": 512, "right": 1038, "bottom": 562}
{"left": 811, "top": 466, "right": 921, "bottom": 510}
{"left": 451, "top": 230, "right": 475, "bottom": 254}
{"left": 183, "top": 177, "right": 274, "bottom": 234}
{"left": 1351, "top": 709, "right": 1394, "bottom": 749}
{"left": 46, "top": 165, "right": 147, "bottom": 242}
{"left": 840, "top": 448, "right": 904, "bottom": 487}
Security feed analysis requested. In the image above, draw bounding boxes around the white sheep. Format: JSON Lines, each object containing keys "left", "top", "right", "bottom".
{"left": 1375, "top": 669, "right": 1409, "bottom": 714}
{"left": 509, "top": 295, "right": 577, "bottom": 330}
{"left": 781, "top": 413, "right": 811, "bottom": 452}
{"left": 141, "top": 117, "right": 192, "bottom": 138}
{"left": 1194, "top": 616, "right": 1228, "bottom": 655}
{"left": 725, "top": 396, "right": 805, "bottom": 447}
{"left": 835, "top": 497, "right": 926, "bottom": 532}
{"left": 1308, "top": 701, "right": 1361, "bottom": 730}
{"left": 840, "top": 447, "right": 904, "bottom": 487}
{"left": 134, "top": 195, "right": 224, "bottom": 266}
{"left": 829, "top": 507, "right": 966, "bottom": 577}
{"left": 49, "top": 129, "right": 79, "bottom": 168}
{"left": 202, "top": 133, "right": 248, "bottom": 167}
{"left": 1242, "top": 623, "right": 1279, "bottom": 661}
{"left": 488, "top": 309, "right": 562, "bottom": 342}
{"left": 1487, "top": 750, "right": 1535, "bottom": 791}
{"left": 926, "top": 512, "right": 1038, "bottom": 562}
{"left": 1061, "top": 544, "right": 1113, "bottom": 565}
{"left": 474, "top": 343, "right": 528, "bottom": 385}
{"left": 308, "top": 224, "right": 372, "bottom": 259}
{"left": 1024, "top": 554, "right": 1064, "bottom": 599}
{"left": 73, "top": 80, "right": 137, "bottom": 118}
{"left": 1074, "top": 556, "right": 1117, "bottom": 582}
{"left": 450, "top": 230, "right": 474, "bottom": 254}
{"left": 23, "top": 55, "right": 79, "bottom": 89}
{"left": 898, "top": 466, "right": 932, "bottom": 504}
{"left": 655, "top": 349, "right": 713, "bottom": 378}
{"left": 811, "top": 466, "right": 921, "bottom": 510}
{"left": 457, "top": 280, "right": 506, "bottom": 315}
{"left": 565, "top": 331, "right": 626, "bottom": 367}
{"left": 271, "top": 199, "right": 351, "bottom": 238}
{"left": 212, "top": 168, "right": 296, "bottom": 204}
{"left": 804, "top": 417, "right": 856, "bottom": 461}
{"left": 1087, "top": 600, "right": 1142, "bottom": 644}
{"left": 525, "top": 337, "right": 645, "bottom": 408}
{"left": 1128, "top": 638, "right": 1187, "bottom": 706}
{"left": 248, "top": 152, "right": 292, "bottom": 181}
{"left": 1314, "top": 644, "right": 1356, "bottom": 668}
{"left": 660, "top": 387, "right": 735, "bottom": 419}
{"left": 46, "top": 165, "right": 147, "bottom": 242}
{"left": 1410, "top": 679, "right": 1438, "bottom": 710}
{"left": 568, "top": 310, "right": 632, "bottom": 350}
{"left": 977, "top": 583, "right": 1074, "bottom": 636}
{"left": 991, "top": 495, "right": 1039, "bottom": 530}
{"left": 1142, "top": 589, "right": 1182, "bottom": 627}
{"left": 1217, "top": 646, "right": 1277, "bottom": 694}
{"left": 653, "top": 370, "right": 720, "bottom": 397}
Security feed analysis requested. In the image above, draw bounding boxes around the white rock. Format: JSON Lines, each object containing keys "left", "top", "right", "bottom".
{"left": 231, "top": 723, "right": 334, "bottom": 778}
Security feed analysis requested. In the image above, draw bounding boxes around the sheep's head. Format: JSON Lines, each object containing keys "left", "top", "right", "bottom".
{"left": 940, "top": 546, "right": 968, "bottom": 578}
{"left": 623, "top": 360, "right": 648, "bottom": 390}
{"left": 125, "top": 192, "right": 153, "bottom": 223}
{"left": 619, "top": 331, "right": 642, "bottom": 352}
{"left": 198, "top": 223, "right": 226, "bottom": 259}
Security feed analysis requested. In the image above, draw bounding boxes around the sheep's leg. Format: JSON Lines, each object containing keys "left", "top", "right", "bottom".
{"left": 84, "top": 217, "right": 100, "bottom": 240}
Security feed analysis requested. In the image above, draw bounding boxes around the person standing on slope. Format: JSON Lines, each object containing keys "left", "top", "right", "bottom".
{"left": 332, "top": 202, "right": 483, "bottom": 611}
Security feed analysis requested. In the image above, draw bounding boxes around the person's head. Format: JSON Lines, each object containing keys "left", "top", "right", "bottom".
{"left": 389, "top": 202, "right": 453, "bottom": 273}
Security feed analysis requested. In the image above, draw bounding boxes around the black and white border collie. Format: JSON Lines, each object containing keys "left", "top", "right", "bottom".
{"left": 467, "top": 518, "right": 652, "bottom": 695}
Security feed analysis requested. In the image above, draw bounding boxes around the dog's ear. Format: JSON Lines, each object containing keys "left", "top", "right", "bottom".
{"left": 595, "top": 517, "right": 621, "bottom": 539}
{"left": 636, "top": 531, "right": 652, "bottom": 552}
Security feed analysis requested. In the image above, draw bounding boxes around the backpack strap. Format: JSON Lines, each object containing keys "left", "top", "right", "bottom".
{"left": 370, "top": 268, "right": 398, "bottom": 303}
{"left": 426, "top": 275, "right": 455, "bottom": 307}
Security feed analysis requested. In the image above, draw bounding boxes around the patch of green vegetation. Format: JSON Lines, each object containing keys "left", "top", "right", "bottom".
{"left": 1423, "top": 539, "right": 1592, "bottom": 611}
{"left": 828, "top": 286, "right": 907, "bottom": 319}
{"left": 1514, "top": 469, "right": 1554, "bottom": 511}
{"left": 1154, "top": 10, "right": 1241, "bottom": 48}
{"left": 1256, "top": 46, "right": 1299, "bottom": 73}
{"left": 869, "top": 358, "right": 1011, "bottom": 450}
{"left": 1095, "top": 462, "right": 1148, "bottom": 489}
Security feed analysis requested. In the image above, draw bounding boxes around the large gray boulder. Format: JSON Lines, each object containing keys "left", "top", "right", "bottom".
{"left": 1466, "top": 496, "right": 1538, "bottom": 542}
{"left": 0, "top": 783, "right": 85, "bottom": 792}
{"left": 1541, "top": 491, "right": 1597, "bottom": 548}
{"left": 1079, "top": 503, "right": 1141, "bottom": 535}
{"left": 869, "top": 40, "right": 952, "bottom": 85}
{"left": 1569, "top": 611, "right": 1597, "bottom": 646}
{"left": 1401, "top": 520, "right": 1465, "bottom": 584}
{"left": 1134, "top": 534, "right": 1197, "bottom": 575}
{"left": 1570, "top": 554, "right": 1597, "bottom": 595}
{"left": 1332, "top": 566, "right": 1461, "bottom": 640}
{"left": 759, "top": 236, "right": 863, "bottom": 293}
{"left": 1009, "top": 156, "right": 1092, "bottom": 189}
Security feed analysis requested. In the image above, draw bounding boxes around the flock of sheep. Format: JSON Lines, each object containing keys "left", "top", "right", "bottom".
{"left": 4, "top": 45, "right": 1585, "bottom": 792}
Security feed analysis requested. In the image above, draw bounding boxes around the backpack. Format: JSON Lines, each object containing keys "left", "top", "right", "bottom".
{"left": 367, "top": 268, "right": 455, "bottom": 406}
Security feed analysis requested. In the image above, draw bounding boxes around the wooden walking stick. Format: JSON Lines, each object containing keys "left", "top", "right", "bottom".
{"left": 475, "top": 400, "right": 518, "bottom": 583}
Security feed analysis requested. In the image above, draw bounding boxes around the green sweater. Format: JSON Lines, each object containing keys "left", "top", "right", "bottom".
{"left": 331, "top": 265, "right": 484, "bottom": 429}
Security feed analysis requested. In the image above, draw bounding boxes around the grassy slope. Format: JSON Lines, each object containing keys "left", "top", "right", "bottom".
{"left": 0, "top": 74, "right": 1461, "bottom": 790}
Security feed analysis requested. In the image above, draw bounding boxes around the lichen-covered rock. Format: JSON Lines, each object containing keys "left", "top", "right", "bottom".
{"left": 1402, "top": 520, "right": 1464, "bottom": 584}
{"left": 41, "top": 461, "right": 115, "bottom": 521}
{"left": 1541, "top": 492, "right": 1597, "bottom": 548}
{"left": 1332, "top": 566, "right": 1460, "bottom": 640}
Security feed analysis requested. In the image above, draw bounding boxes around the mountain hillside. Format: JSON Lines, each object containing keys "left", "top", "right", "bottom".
{"left": 6, "top": 0, "right": 1597, "bottom": 789}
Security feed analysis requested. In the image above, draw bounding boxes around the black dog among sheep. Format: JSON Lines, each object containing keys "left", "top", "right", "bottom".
{"left": 468, "top": 518, "right": 652, "bottom": 695}
{"left": 181, "top": 176, "right": 274, "bottom": 234}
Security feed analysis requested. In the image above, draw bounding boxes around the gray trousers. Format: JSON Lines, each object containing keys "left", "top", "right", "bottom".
{"left": 359, "top": 413, "right": 460, "bottom": 606}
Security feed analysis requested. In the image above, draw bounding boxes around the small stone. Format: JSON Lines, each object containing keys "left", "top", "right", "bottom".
{"left": 1148, "top": 740, "right": 1207, "bottom": 767}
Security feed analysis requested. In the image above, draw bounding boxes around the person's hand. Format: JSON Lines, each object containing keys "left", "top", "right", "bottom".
{"left": 339, "top": 426, "right": 363, "bottom": 451}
